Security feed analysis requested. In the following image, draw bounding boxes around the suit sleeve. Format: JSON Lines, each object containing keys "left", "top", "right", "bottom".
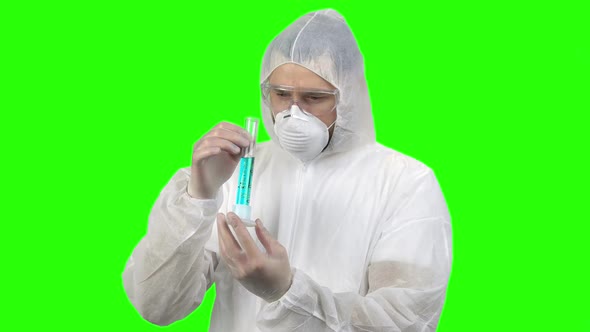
{"left": 122, "top": 168, "right": 224, "bottom": 326}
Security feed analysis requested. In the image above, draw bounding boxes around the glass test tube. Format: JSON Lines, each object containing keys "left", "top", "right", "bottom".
{"left": 233, "top": 117, "right": 258, "bottom": 226}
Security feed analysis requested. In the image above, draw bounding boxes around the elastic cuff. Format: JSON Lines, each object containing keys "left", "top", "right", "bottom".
{"left": 182, "top": 186, "right": 223, "bottom": 219}
{"left": 278, "top": 268, "right": 315, "bottom": 313}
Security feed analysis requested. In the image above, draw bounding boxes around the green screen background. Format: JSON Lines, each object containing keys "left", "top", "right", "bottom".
{"left": 2, "top": 0, "right": 588, "bottom": 331}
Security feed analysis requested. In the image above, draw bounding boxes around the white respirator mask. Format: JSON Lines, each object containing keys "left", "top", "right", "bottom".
{"left": 273, "top": 104, "right": 336, "bottom": 163}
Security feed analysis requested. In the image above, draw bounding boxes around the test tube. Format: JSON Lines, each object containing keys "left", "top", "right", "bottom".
{"left": 233, "top": 117, "right": 258, "bottom": 227}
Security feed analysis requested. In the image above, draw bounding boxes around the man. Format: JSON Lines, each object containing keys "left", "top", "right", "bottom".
{"left": 123, "top": 9, "right": 452, "bottom": 331}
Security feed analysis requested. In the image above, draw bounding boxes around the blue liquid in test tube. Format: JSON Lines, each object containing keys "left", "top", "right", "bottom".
{"left": 233, "top": 117, "right": 258, "bottom": 226}
{"left": 236, "top": 156, "right": 255, "bottom": 205}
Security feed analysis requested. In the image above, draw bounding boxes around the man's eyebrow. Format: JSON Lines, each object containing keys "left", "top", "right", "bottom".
{"left": 272, "top": 86, "right": 293, "bottom": 92}
{"left": 272, "top": 84, "right": 335, "bottom": 92}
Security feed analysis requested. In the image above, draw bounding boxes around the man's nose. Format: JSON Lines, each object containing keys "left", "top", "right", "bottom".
{"left": 289, "top": 99, "right": 302, "bottom": 107}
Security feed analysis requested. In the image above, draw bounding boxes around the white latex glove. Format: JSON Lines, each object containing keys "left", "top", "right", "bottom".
{"left": 217, "top": 212, "right": 293, "bottom": 303}
{"left": 189, "top": 122, "right": 252, "bottom": 199}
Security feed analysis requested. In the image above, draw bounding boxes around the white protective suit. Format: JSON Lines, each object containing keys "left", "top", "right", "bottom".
{"left": 123, "top": 9, "right": 452, "bottom": 332}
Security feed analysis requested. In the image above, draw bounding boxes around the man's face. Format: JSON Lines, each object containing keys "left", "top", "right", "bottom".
{"left": 268, "top": 63, "right": 338, "bottom": 138}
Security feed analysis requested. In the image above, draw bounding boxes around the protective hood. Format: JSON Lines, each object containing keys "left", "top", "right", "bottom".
{"left": 260, "top": 9, "right": 375, "bottom": 157}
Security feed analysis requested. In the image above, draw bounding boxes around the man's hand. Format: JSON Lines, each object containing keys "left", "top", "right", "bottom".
{"left": 189, "top": 122, "right": 251, "bottom": 199}
{"left": 217, "top": 212, "right": 293, "bottom": 303}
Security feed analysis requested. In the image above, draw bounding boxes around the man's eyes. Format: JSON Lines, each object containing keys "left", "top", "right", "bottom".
{"left": 273, "top": 90, "right": 292, "bottom": 97}
{"left": 272, "top": 90, "right": 330, "bottom": 102}
{"left": 305, "top": 94, "right": 326, "bottom": 100}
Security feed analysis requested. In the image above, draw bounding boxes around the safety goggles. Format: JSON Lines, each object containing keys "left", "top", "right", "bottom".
{"left": 261, "top": 82, "right": 339, "bottom": 117}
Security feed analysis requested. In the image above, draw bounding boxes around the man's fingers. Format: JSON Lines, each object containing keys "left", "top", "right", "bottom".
{"left": 208, "top": 125, "right": 251, "bottom": 148}
{"left": 255, "top": 219, "right": 273, "bottom": 255}
{"left": 216, "top": 122, "right": 252, "bottom": 142}
{"left": 218, "top": 227, "right": 226, "bottom": 255}
{"left": 227, "top": 212, "right": 261, "bottom": 257}
{"left": 217, "top": 213, "right": 242, "bottom": 258}
{"left": 198, "top": 137, "right": 242, "bottom": 155}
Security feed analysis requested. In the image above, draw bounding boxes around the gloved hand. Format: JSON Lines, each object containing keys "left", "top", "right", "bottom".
{"left": 188, "top": 122, "right": 251, "bottom": 199}
{"left": 217, "top": 212, "right": 293, "bottom": 303}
